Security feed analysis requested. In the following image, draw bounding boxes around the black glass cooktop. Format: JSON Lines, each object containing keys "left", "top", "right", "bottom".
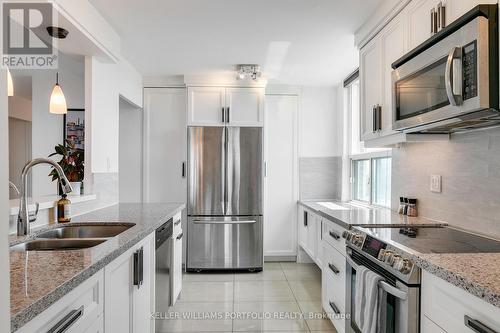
{"left": 358, "top": 226, "right": 500, "bottom": 254}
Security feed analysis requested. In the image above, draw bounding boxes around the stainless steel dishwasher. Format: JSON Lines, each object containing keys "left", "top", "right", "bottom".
{"left": 155, "top": 218, "right": 173, "bottom": 315}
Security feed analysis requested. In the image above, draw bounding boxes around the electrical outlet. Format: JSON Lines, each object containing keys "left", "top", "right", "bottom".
{"left": 430, "top": 175, "right": 442, "bottom": 193}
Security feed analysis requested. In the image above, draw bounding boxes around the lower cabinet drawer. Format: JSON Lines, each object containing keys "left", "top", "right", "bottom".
{"left": 321, "top": 242, "right": 347, "bottom": 333}
{"left": 18, "top": 270, "right": 104, "bottom": 333}
{"left": 422, "top": 271, "right": 500, "bottom": 333}
{"left": 322, "top": 219, "right": 346, "bottom": 255}
{"left": 422, "top": 316, "right": 446, "bottom": 333}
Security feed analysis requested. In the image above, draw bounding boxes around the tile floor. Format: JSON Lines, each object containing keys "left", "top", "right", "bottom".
{"left": 155, "top": 262, "right": 337, "bottom": 333}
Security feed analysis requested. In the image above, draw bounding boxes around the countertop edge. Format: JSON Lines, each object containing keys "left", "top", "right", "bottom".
{"left": 10, "top": 203, "right": 185, "bottom": 332}
{"left": 412, "top": 255, "right": 500, "bottom": 309}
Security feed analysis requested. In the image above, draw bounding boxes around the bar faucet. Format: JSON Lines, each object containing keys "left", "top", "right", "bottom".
{"left": 17, "top": 158, "right": 73, "bottom": 236}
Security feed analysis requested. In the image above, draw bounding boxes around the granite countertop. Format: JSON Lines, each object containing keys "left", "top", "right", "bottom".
{"left": 412, "top": 253, "right": 500, "bottom": 308}
{"left": 299, "top": 200, "right": 447, "bottom": 229}
{"left": 10, "top": 202, "right": 185, "bottom": 332}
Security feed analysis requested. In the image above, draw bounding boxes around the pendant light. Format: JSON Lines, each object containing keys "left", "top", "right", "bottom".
{"left": 7, "top": 68, "right": 14, "bottom": 97}
{"left": 49, "top": 73, "right": 67, "bottom": 114}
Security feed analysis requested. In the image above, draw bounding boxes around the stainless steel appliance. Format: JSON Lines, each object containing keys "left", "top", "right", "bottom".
{"left": 187, "top": 126, "right": 263, "bottom": 271}
{"left": 342, "top": 226, "right": 500, "bottom": 333}
{"left": 391, "top": 5, "right": 499, "bottom": 133}
{"left": 155, "top": 219, "right": 173, "bottom": 313}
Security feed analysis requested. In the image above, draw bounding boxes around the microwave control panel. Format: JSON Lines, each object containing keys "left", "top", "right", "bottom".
{"left": 462, "top": 40, "right": 478, "bottom": 101}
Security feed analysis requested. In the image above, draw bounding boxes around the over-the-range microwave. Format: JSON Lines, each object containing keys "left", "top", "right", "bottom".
{"left": 391, "top": 5, "right": 499, "bottom": 133}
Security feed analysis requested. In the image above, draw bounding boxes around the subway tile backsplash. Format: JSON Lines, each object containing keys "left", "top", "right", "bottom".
{"left": 392, "top": 127, "right": 500, "bottom": 239}
{"left": 299, "top": 156, "right": 342, "bottom": 200}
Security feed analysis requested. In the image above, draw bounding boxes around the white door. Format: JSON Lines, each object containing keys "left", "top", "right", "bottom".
{"left": 104, "top": 250, "right": 133, "bottom": 333}
{"left": 226, "top": 88, "right": 264, "bottom": 126}
{"left": 360, "top": 37, "right": 382, "bottom": 141}
{"left": 406, "top": 0, "right": 434, "bottom": 49}
{"left": 380, "top": 15, "right": 407, "bottom": 137}
{"left": 264, "top": 95, "right": 298, "bottom": 257}
{"left": 144, "top": 88, "right": 187, "bottom": 203}
{"left": 187, "top": 86, "right": 226, "bottom": 126}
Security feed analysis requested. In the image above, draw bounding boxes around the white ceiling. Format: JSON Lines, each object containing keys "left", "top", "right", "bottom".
{"left": 90, "top": 0, "right": 384, "bottom": 86}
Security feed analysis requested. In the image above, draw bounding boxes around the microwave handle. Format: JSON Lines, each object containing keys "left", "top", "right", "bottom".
{"left": 445, "top": 47, "right": 463, "bottom": 106}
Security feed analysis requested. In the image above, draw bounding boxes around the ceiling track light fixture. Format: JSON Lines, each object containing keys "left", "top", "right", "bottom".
{"left": 236, "top": 64, "right": 261, "bottom": 81}
{"left": 50, "top": 73, "right": 67, "bottom": 115}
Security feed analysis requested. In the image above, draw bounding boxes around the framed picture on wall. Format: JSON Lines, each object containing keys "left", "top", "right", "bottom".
{"left": 63, "top": 108, "right": 85, "bottom": 151}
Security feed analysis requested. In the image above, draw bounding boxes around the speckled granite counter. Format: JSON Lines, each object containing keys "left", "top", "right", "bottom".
{"left": 412, "top": 253, "right": 500, "bottom": 308}
{"left": 299, "top": 200, "right": 447, "bottom": 228}
{"left": 10, "top": 202, "right": 185, "bottom": 332}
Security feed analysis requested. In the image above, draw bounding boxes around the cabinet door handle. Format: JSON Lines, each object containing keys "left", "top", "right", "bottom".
{"left": 304, "top": 211, "right": 308, "bottom": 227}
{"left": 329, "top": 231, "right": 340, "bottom": 240}
{"left": 133, "top": 247, "right": 144, "bottom": 288}
{"left": 430, "top": 8, "right": 436, "bottom": 35}
{"left": 464, "top": 315, "right": 498, "bottom": 333}
{"left": 222, "top": 107, "right": 225, "bottom": 123}
{"left": 176, "top": 232, "right": 183, "bottom": 240}
{"left": 329, "top": 301, "right": 340, "bottom": 315}
{"left": 226, "top": 107, "right": 230, "bottom": 123}
{"left": 174, "top": 219, "right": 181, "bottom": 226}
{"left": 439, "top": 2, "right": 446, "bottom": 30}
{"left": 377, "top": 105, "right": 382, "bottom": 131}
{"left": 47, "top": 306, "right": 84, "bottom": 333}
{"left": 181, "top": 162, "right": 186, "bottom": 178}
{"left": 328, "top": 263, "right": 340, "bottom": 275}
{"left": 372, "top": 105, "right": 377, "bottom": 133}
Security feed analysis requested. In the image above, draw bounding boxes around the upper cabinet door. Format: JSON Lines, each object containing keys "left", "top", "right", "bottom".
{"left": 406, "top": 0, "right": 434, "bottom": 50}
{"left": 225, "top": 88, "right": 264, "bottom": 127}
{"left": 447, "top": 0, "right": 497, "bottom": 23}
{"left": 380, "top": 16, "right": 407, "bottom": 137}
{"left": 187, "top": 87, "right": 226, "bottom": 126}
{"left": 360, "top": 37, "right": 382, "bottom": 141}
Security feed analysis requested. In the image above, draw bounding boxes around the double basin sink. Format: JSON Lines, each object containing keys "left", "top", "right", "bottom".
{"left": 10, "top": 224, "right": 135, "bottom": 252}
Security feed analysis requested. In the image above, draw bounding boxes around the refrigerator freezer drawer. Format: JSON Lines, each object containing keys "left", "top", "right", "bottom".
{"left": 187, "top": 216, "right": 263, "bottom": 271}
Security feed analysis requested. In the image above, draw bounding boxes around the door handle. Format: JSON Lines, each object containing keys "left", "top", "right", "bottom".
{"left": 222, "top": 107, "right": 225, "bottom": 123}
{"left": 193, "top": 219, "right": 256, "bottom": 224}
{"left": 133, "top": 247, "right": 144, "bottom": 289}
{"left": 372, "top": 105, "right": 377, "bottom": 133}
{"left": 176, "top": 232, "right": 183, "bottom": 240}
{"left": 328, "top": 263, "right": 340, "bottom": 275}
{"left": 329, "top": 231, "right": 340, "bottom": 240}
{"left": 47, "top": 306, "right": 84, "bottom": 333}
{"left": 329, "top": 301, "right": 340, "bottom": 315}
{"left": 181, "top": 162, "right": 186, "bottom": 178}
{"left": 464, "top": 315, "right": 498, "bottom": 333}
{"left": 174, "top": 219, "right": 181, "bottom": 226}
{"left": 226, "top": 107, "right": 230, "bottom": 123}
{"left": 377, "top": 105, "right": 382, "bottom": 131}
{"left": 304, "top": 211, "right": 308, "bottom": 227}
{"left": 445, "top": 47, "right": 462, "bottom": 106}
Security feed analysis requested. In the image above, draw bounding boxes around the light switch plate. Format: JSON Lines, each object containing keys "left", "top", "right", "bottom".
{"left": 430, "top": 175, "right": 442, "bottom": 193}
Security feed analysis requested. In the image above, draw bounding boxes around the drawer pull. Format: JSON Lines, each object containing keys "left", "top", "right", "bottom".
{"left": 328, "top": 263, "right": 340, "bottom": 275}
{"left": 329, "top": 301, "right": 340, "bottom": 315}
{"left": 47, "top": 306, "right": 84, "bottom": 333}
{"left": 176, "top": 232, "right": 183, "bottom": 240}
{"left": 464, "top": 315, "right": 498, "bottom": 333}
{"left": 174, "top": 219, "right": 181, "bottom": 226}
{"left": 133, "top": 247, "right": 144, "bottom": 288}
{"left": 329, "top": 231, "right": 340, "bottom": 240}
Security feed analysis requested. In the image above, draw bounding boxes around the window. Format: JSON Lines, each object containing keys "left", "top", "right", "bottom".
{"left": 344, "top": 72, "right": 392, "bottom": 208}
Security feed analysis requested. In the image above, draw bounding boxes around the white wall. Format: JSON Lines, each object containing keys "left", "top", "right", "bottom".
{"left": 119, "top": 98, "right": 143, "bottom": 202}
{"left": 299, "top": 86, "right": 342, "bottom": 157}
{"left": 1, "top": 70, "right": 11, "bottom": 333}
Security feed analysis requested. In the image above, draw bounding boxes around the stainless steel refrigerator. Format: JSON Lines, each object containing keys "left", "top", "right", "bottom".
{"left": 187, "top": 126, "right": 263, "bottom": 271}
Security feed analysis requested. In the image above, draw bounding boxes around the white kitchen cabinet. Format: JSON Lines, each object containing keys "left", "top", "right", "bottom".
{"left": 264, "top": 95, "right": 298, "bottom": 257}
{"left": 187, "top": 86, "right": 226, "bottom": 126}
{"left": 380, "top": 15, "right": 407, "bottom": 137}
{"left": 406, "top": 0, "right": 434, "bottom": 50}
{"left": 421, "top": 271, "right": 500, "bottom": 333}
{"left": 143, "top": 88, "right": 187, "bottom": 204}
{"left": 359, "top": 37, "right": 382, "bottom": 141}
{"left": 188, "top": 86, "right": 264, "bottom": 126}
{"left": 298, "top": 205, "right": 307, "bottom": 250}
{"left": 83, "top": 316, "right": 104, "bottom": 333}
{"left": 322, "top": 219, "right": 346, "bottom": 256}
{"left": 172, "top": 212, "right": 183, "bottom": 305}
{"left": 447, "top": 0, "right": 497, "bottom": 25}
{"left": 105, "top": 233, "right": 155, "bottom": 333}
{"left": 306, "top": 213, "right": 318, "bottom": 260}
{"left": 422, "top": 316, "right": 447, "bottom": 333}
{"left": 322, "top": 242, "right": 346, "bottom": 333}
{"left": 226, "top": 87, "right": 264, "bottom": 126}
{"left": 17, "top": 270, "right": 104, "bottom": 333}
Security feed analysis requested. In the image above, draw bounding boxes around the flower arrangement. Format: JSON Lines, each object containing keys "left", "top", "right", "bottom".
{"left": 48, "top": 140, "right": 84, "bottom": 183}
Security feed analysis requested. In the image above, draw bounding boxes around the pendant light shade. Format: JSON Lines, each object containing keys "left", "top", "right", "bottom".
{"left": 7, "top": 69, "right": 14, "bottom": 97}
{"left": 50, "top": 73, "right": 67, "bottom": 114}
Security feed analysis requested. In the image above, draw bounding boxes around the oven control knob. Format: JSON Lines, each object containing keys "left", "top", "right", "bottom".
{"left": 342, "top": 231, "right": 351, "bottom": 241}
{"left": 352, "top": 234, "right": 364, "bottom": 246}
{"left": 384, "top": 251, "right": 394, "bottom": 264}
{"left": 393, "top": 256, "right": 404, "bottom": 270}
{"left": 390, "top": 254, "right": 401, "bottom": 267}
{"left": 377, "top": 249, "right": 386, "bottom": 261}
{"left": 399, "top": 259, "right": 413, "bottom": 274}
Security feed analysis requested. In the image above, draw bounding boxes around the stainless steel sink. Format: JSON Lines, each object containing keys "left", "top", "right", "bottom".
{"left": 36, "top": 224, "right": 135, "bottom": 239}
{"left": 10, "top": 239, "right": 107, "bottom": 251}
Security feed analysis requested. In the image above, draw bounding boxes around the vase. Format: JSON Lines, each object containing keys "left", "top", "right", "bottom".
{"left": 69, "top": 182, "right": 82, "bottom": 196}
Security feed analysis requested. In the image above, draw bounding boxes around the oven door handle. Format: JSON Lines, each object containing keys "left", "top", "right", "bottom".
{"left": 445, "top": 47, "right": 462, "bottom": 106}
{"left": 346, "top": 252, "right": 408, "bottom": 300}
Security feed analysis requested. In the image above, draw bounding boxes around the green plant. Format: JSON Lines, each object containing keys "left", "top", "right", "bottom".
{"left": 48, "top": 140, "right": 84, "bottom": 182}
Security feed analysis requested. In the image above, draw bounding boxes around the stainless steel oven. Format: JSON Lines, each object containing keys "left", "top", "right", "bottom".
{"left": 392, "top": 5, "right": 498, "bottom": 133}
{"left": 345, "top": 246, "right": 420, "bottom": 333}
